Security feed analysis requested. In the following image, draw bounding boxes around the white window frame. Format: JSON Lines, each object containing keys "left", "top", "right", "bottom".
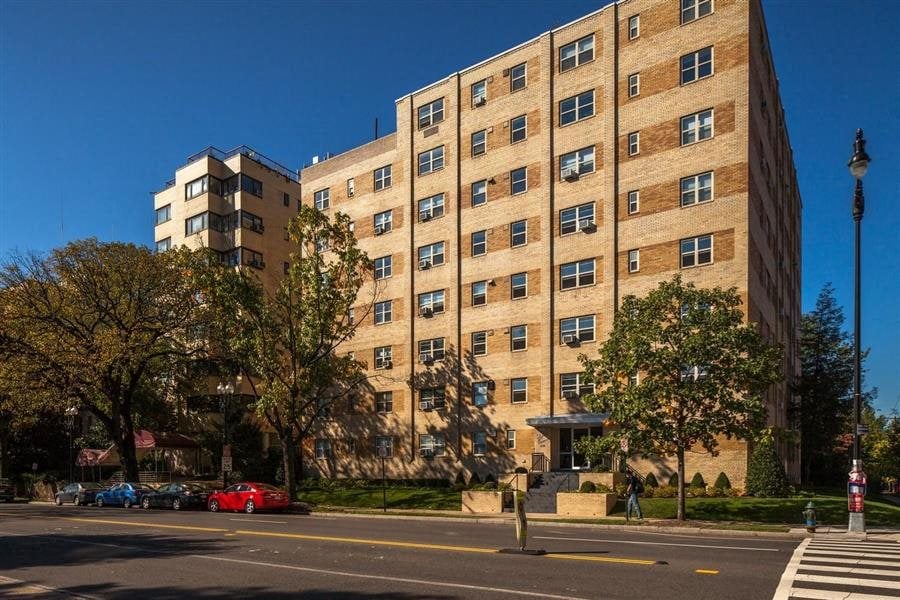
{"left": 681, "top": 47, "right": 714, "bottom": 85}
{"left": 374, "top": 255, "right": 392, "bottom": 279}
{"left": 628, "top": 132, "right": 640, "bottom": 156}
{"left": 627, "top": 190, "right": 640, "bottom": 214}
{"left": 560, "top": 372, "right": 595, "bottom": 398}
{"left": 510, "top": 167, "right": 528, "bottom": 195}
{"left": 471, "top": 230, "right": 487, "bottom": 256}
{"left": 472, "top": 280, "right": 488, "bottom": 307}
{"left": 560, "top": 258, "right": 595, "bottom": 290}
{"left": 472, "top": 80, "right": 487, "bottom": 106}
{"left": 560, "top": 34, "right": 594, "bottom": 72}
{"left": 510, "top": 378, "right": 528, "bottom": 404}
{"left": 185, "top": 212, "right": 208, "bottom": 236}
{"left": 155, "top": 204, "right": 171, "bottom": 225}
{"left": 680, "top": 109, "right": 714, "bottom": 145}
{"left": 374, "top": 165, "right": 392, "bottom": 191}
{"left": 560, "top": 146, "right": 595, "bottom": 178}
{"left": 510, "top": 114, "right": 527, "bottom": 143}
{"left": 681, "top": 365, "right": 710, "bottom": 381}
{"left": 472, "top": 331, "right": 487, "bottom": 356}
{"left": 510, "top": 325, "right": 527, "bottom": 351}
{"left": 560, "top": 203, "right": 594, "bottom": 235}
{"left": 472, "top": 180, "right": 487, "bottom": 206}
{"left": 418, "top": 290, "right": 445, "bottom": 315}
{"left": 680, "top": 234, "right": 714, "bottom": 268}
{"left": 681, "top": 0, "right": 714, "bottom": 25}
{"left": 418, "top": 193, "right": 445, "bottom": 222}
{"left": 314, "top": 188, "right": 330, "bottom": 210}
{"left": 559, "top": 90, "right": 595, "bottom": 126}
{"left": 680, "top": 171, "right": 714, "bottom": 207}
{"left": 506, "top": 430, "right": 516, "bottom": 449}
{"left": 510, "top": 62, "right": 527, "bottom": 91}
{"left": 473, "top": 382, "right": 489, "bottom": 408}
{"left": 417, "top": 98, "right": 444, "bottom": 129}
{"left": 347, "top": 178, "right": 355, "bottom": 197}
{"left": 628, "top": 249, "right": 640, "bottom": 273}
{"left": 155, "top": 237, "right": 171, "bottom": 253}
{"left": 471, "top": 130, "right": 487, "bottom": 157}
{"left": 375, "top": 436, "right": 393, "bottom": 458}
{"left": 473, "top": 431, "right": 487, "bottom": 456}
{"left": 418, "top": 241, "right": 445, "bottom": 268}
{"left": 510, "top": 219, "right": 527, "bottom": 247}
{"left": 420, "top": 387, "right": 446, "bottom": 410}
{"left": 418, "top": 146, "right": 445, "bottom": 175}
{"left": 560, "top": 315, "right": 596, "bottom": 343}
{"left": 419, "top": 434, "right": 446, "bottom": 457}
{"left": 510, "top": 272, "right": 527, "bottom": 299}
{"left": 628, "top": 15, "right": 640, "bottom": 39}
{"left": 418, "top": 337, "right": 446, "bottom": 362}
{"left": 374, "top": 300, "right": 392, "bottom": 325}
{"left": 375, "top": 391, "right": 393, "bottom": 413}
{"left": 374, "top": 346, "right": 392, "bottom": 369}
{"left": 628, "top": 73, "right": 640, "bottom": 97}
{"left": 315, "top": 438, "right": 331, "bottom": 460}
{"left": 374, "top": 210, "right": 393, "bottom": 234}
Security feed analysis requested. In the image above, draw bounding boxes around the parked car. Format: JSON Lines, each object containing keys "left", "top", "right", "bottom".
{"left": 0, "top": 478, "right": 14, "bottom": 502}
{"left": 141, "top": 482, "right": 211, "bottom": 511}
{"left": 95, "top": 482, "right": 155, "bottom": 508}
{"left": 55, "top": 482, "right": 103, "bottom": 506}
{"left": 77, "top": 484, "right": 108, "bottom": 506}
{"left": 207, "top": 482, "right": 289, "bottom": 514}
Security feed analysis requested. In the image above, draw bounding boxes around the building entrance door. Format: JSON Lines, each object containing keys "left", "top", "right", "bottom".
{"left": 558, "top": 426, "right": 603, "bottom": 470}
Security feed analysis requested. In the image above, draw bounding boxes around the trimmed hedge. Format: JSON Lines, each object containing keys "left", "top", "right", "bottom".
{"left": 690, "top": 472, "right": 706, "bottom": 488}
{"left": 644, "top": 472, "right": 659, "bottom": 488}
{"left": 746, "top": 437, "right": 790, "bottom": 497}
{"left": 713, "top": 472, "right": 732, "bottom": 490}
{"left": 668, "top": 473, "right": 679, "bottom": 487}
{"left": 300, "top": 477, "right": 451, "bottom": 490}
{"left": 579, "top": 481, "right": 597, "bottom": 493}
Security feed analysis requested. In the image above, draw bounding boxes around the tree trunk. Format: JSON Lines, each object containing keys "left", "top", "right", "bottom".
{"left": 118, "top": 413, "right": 139, "bottom": 482}
{"left": 296, "top": 433, "right": 305, "bottom": 482}
{"left": 676, "top": 446, "right": 686, "bottom": 521}
{"left": 280, "top": 435, "right": 296, "bottom": 500}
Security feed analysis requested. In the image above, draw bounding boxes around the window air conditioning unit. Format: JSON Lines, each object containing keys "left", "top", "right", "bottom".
{"left": 563, "top": 390, "right": 578, "bottom": 400}
{"left": 563, "top": 334, "right": 580, "bottom": 346}
{"left": 419, "top": 400, "right": 433, "bottom": 411}
{"left": 562, "top": 167, "right": 580, "bottom": 182}
{"left": 380, "top": 360, "right": 392, "bottom": 369}
{"left": 419, "top": 353, "right": 434, "bottom": 364}
{"left": 474, "top": 96, "right": 487, "bottom": 107}
{"left": 420, "top": 212, "right": 432, "bottom": 222}
{"left": 420, "top": 447, "right": 435, "bottom": 458}
{"left": 419, "top": 259, "right": 432, "bottom": 270}
{"left": 419, "top": 306, "right": 433, "bottom": 318}
{"left": 374, "top": 224, "right": 385, "bottom": 235}
{"left": 578, "top": 217, "right": 596, "bottom": 232}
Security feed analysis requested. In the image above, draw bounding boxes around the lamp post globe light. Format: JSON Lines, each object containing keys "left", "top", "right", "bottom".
{"left": 217, "top": 381, "right": 235, "bottom": 488}
{"left": 847, "top": 129, "right": 870, "bottom": 535}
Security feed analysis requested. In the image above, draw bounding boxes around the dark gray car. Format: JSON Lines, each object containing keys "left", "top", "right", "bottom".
{"left": 55, "top": 482, "right": 102, "bottom": 506}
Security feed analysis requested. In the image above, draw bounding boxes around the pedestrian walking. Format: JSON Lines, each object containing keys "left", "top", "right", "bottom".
{"left": 625, "top": 473, "right": 643, "bottom": 522}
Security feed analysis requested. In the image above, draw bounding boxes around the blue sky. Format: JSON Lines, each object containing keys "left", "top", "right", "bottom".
{"left": 1, "top": 1, "right": 897, "bottom": 414}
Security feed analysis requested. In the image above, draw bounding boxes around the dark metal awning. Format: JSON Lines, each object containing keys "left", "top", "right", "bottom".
{"left": 526, "top": 413, "right": 609, "bottom": 427}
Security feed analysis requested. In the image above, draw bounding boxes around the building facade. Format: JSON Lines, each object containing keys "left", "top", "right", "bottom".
{"left": 299, "top": 0, "right": 800, "bottom": 487}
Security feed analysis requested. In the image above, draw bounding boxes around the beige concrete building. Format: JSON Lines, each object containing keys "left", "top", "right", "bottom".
{"left": 300, "top": 0, "right": 801, "bottom": 489}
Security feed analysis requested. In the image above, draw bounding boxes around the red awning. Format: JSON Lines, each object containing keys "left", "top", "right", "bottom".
{"left": 133, "top": 430, "right": 199, "bottom": 449}
{"left": 76, "top": 448, "right": 113, "bottom": 467}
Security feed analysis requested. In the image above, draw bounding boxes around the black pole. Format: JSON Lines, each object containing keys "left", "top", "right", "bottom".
{"left": 67, "top": 424, "right": 73, "bottom": 482}
{"left": 852, "top": 178, "right": 864, "bottom": 462}
{"left": 381, "top": 456, "right": 386, "bottom": 513}
{"left": 223, "top": 392, "right": 230, "bottom": 489}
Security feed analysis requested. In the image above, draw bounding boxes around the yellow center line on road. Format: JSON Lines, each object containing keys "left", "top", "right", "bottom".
{"left": 63, "top": 517, "right": 227, "bottom": 533}
{"left": 695, "top": 569, "right": 720, "bottom": 575}
{"left": 547, "top": 554, "right": 658, "bottom": 566}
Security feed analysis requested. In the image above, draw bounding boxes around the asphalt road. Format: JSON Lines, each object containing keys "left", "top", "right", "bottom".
{"left": 0, "top": 503, "right": 800, "bottom": 599}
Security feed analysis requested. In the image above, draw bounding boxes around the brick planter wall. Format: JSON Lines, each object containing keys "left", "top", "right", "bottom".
{"left": 556, "top": 492, "right": 618, "bottom": 518}
{"left": 461, "top": 490, "right": 513, "bottom": 513}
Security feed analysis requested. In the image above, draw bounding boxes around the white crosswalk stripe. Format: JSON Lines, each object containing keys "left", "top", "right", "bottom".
{"left": 772, "top": 538, "right": 900, "bottom": 600}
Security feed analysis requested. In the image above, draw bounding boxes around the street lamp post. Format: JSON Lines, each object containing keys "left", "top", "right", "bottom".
{"left": 65, "top": 407, "right": 78, "bottom": 483}
{"left": 217, "top": 381, "right": 235, "bottom": 488}
{"left": 847, "top": 128, "right": 870, "bottom": 535}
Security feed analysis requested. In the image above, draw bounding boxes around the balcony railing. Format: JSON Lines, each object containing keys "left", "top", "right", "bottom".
{"left": 155, "top": 145, "right": 300, "bottom": 194}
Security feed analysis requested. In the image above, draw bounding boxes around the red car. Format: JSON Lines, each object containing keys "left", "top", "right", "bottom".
{"left": 207, "top": 482, "right": 289, "bottom": 514}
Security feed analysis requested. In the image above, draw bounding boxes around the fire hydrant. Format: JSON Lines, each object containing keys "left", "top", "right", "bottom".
{"left": 803, "top": 500, "right": 817, "bottom": 533}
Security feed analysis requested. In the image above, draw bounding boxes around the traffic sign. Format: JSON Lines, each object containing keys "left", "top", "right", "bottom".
{"left": 620, "top": 437, "right": 629, "bottom": 453}
{"left": 857, "top": 424, "right": 869, "bottom": 435}
{"left": 222, "top": 444, "right": 232, "bottom": 457}
{"left": 221, "top": 456, "right": 233, "bottom": 472}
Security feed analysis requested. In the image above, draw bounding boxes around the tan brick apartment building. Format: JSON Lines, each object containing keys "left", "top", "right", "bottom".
{"left": 155, "top": 0, "right": 801, "bottom": 487}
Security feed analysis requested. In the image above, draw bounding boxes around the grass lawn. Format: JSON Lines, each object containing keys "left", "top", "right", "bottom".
{"left": 297, "top": 487, "right": 461, "bottom": 511}
{"left": 609, "top": 494, "right": 900, "bottom": 526}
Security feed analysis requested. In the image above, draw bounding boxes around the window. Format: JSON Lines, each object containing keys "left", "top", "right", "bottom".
{"left": 471, "top": 180, "right": 487, "bottom": 207}
{"left": 680, "top": 365, "right": 710, "bottom": 381}
{"left": 680, "top": 172, "right": 714, "bottom": 206}
{"left": 628, "top": 15, "right": 640, "bottom": 39}
{"left": 420, "top": 387, "right": 446, "bottom": 410}
{"left": 680, "top": 109, "right": 714, "bottom": 145}
{"left": 418, "top": 98, "right": 444, "bottom": 129}
{"left": 418, "top": 241, "right": 445, "bottom": 268}
{"left": 510, "top": 167, "right": 527, "bottom": 194}
{"left": 374, "top": 255, "right": 392, "bottom": 279}
{"left": 418, "top": 290, "right": 445, "bottom": 315}
{"left": 315, "top": 439, "right": 332, "bottom": 460}
{"left": 375, "top": 436, "right": 393, "bottom": 458}
{"left": 155, "top": 204, "right": 171, "bottom": 225}
{"left": 374, "top": 346, "right": 392, "bottom": 369}
{"left": 629, "top": 372, "right": 640, "bottom": 387}
{"left": 510, "top": 378, "right": 528, "bottom": 403}
{"left": 559, "top": 90, "right": 595, "bottom": 126}
{"left": 314, "top": 189, "right": 330, "bottom": 210}
{"left": 374, "top": 300, "right": 392, "bottom": 325}
{"left": 418, "top": 193, "right": 445, "bottom": 221}
{"left": 510, "top": 115, "right": 527, "bottom": 143}
{"left": 560, "top": 259, "right": 595, "bottom": 290}
{"left": 315, "top": 236, "right": 329, "bottom": 253}
{"left": 185, "top": 175, "right": 221, "bottom": 199}
{"left": 628, "top": 132, "right": 640, "bottom": 155}
{"left": 283, "top": 261, "right": 289, "bottom": 275}
{"left": 419, "top": 434, "right": 446, "bottom": 457}
{"left": 155, "top": 237, "right": 171, "bottom": 253}
{"left": 510, "top": 325, "right": 527, "bottom": 351}
{"left": 628, "top": 73, "right": 640, "bottom": 97}
{"left": 473, "top": 431, "right": 487, "bottom": 455}
{"left": 681, "top": 0, "right": 713, "bottom": 25}
{"left": 374, "top": 165, "right": 392, "bottom": 190}
{"left": 471, "top": 130, "right": 487, "bottom": 157}
{"left": 185, "top": 212, "right": 208, "bottom": 236}
{"left": 283, "top": 227, "right": 290, "bottom": 241}
{"left": 348, "top": 307, "right": 355, "bottom": 325}
{"left": 471, "top": 230, "right": 487, "bottom": 256}
{"left": 472, "top": 281, "right": 488, "bottom": 306}
{"left": 680, "top": 235, "right": 713, "bottom": 267}
{"left": 374, "top": 210, "right": 392, "bottom": 234}
{"left": 560, "top": 315, "right": 595, "bottom": 343}
{"left": 560, "top": 146, "right": 595, "bottom": 178}
{"left": 628, "top": 249, "right": 640, "bottom": 273}
{"left": 506, "top": 430, "right": 516, "bottom": 449}
{"left": 236, "top": 175, "right": 262, "bottom": 197}
{"left": 473, "top": 382, "right": 489, "bottom": 407}
{"left": 283, "top": 192, "right": 290, "bottom": 207}
{"left": 560, "top": 373, "right": 595, "bottom": 398}
{"left": 510, "top": 62, "right": 526, "bottom": 91}
{"left": 375, "top": 391, "right": 393, "bottom": 414}
{"left": 418, "top": 338, "right": 445, "bottom": 362}
{"left": 560, "top": 203, "right": 594, "bottom": 235}
{"left": 472, "top": 331, "right": 487, "bottom": 356}
{"left": 239, "top": 210, "right": 264, "bottom": 233}
{"left": 560, "top": 34, "right": 594, "bottom": 71}
{"left": 627, "top": 190, "right": 640, "bottom": 214}
{"left": 347, "top": 178, "right": 355, "bottom": 197}
{"left": 472, "top": 80, "right": 487, "bottom": 106}
{"left": 418, "top": 146, "right": 445, "bottom": 175}
{"left": 681, "top": 47, "right": 713, "bottom": 84}
{"left": 511, "top": 273, "right": 527, "bottom": 299}
{"left": 510, "top": 220, "right": 527, "bottom": 246}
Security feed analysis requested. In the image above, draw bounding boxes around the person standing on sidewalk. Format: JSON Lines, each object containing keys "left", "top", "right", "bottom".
{"left": 625, "top": 473, "right": 643, "bottom": 522}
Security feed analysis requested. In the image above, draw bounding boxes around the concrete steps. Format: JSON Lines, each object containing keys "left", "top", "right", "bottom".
{"left": 525, "top": 472, "right": 579, "bottom": 513}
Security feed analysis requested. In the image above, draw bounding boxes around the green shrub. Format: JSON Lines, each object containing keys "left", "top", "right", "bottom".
{"left": 579, "top": 481, "right": 597, "bottom": 493}
{"left": 596, "top": 483, "right": 612, "bottom": 493}
{"left": 668, "top": 473, "right": 679, "bottom": 487}
{"left": 455, "top": 471, "right": 467, "bottom": 486}
{"left": 705, "top": 486, "right": 726, "bottom": 498}
{"left": 484, "top": 473, "right": 496, "bottom": 485}
{"left": 687, "top": 486, "right": 706, "bottom": 498}
{"left": 690, "top": 472, "right": 706, "bottom": 488}
{"left": 481, "top": 481, "right": 497, "bottom": 490}
{"left": 713, "top": 472, "right": 732, "bottom": 490}
{"left": 614, "top": 483, "right": 628, "bottom": 498}
{"left": 746, "top": 436, "right": 790, "bottom": 497}
{"left": 653, "top": 485, "right": 678, "bottom": 498}
{"left": 644, "top": 472, "right": 659, "bottom": 488}
{"left": 469, "top": 472, "right": 482, "bottom": 486}
{"left": 726, "top": 487, "right": 743, "bottom": 497}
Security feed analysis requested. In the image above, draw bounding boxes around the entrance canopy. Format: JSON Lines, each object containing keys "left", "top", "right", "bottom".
{"left": 526, "top": 413, "right": 609, "bottom": 427}
{"left": 75, "top": 430, "right": 200, "bottom": 467}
